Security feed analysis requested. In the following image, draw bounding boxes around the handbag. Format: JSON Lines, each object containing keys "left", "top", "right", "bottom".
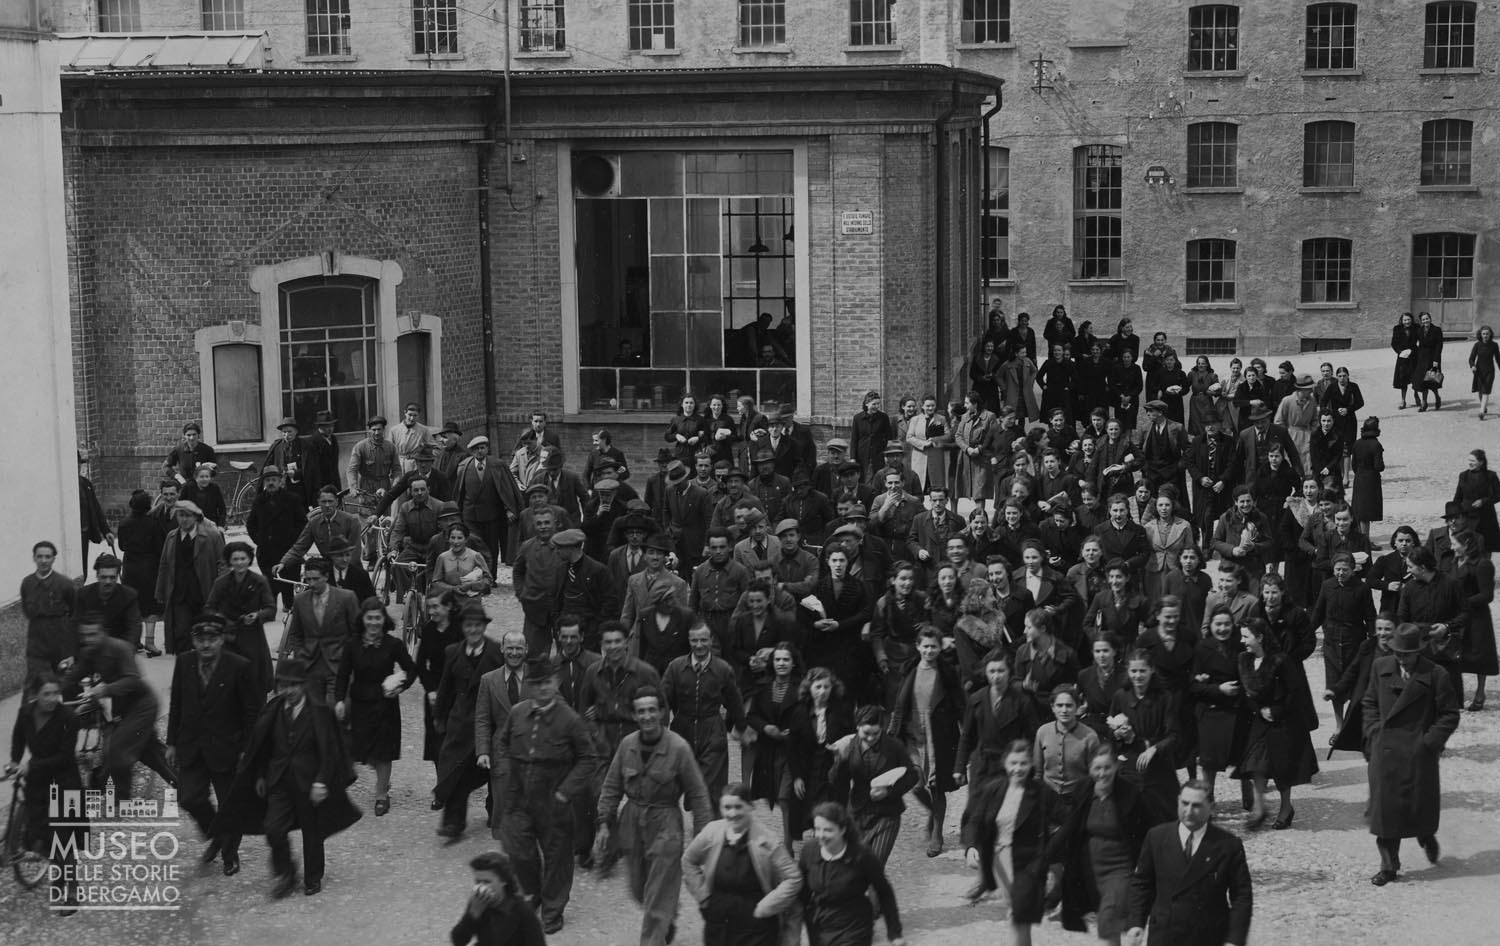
{"left": 1427, "top": 623, "right": 1463, "bottom": 662}
{"left": 1424, "top": 366, "right": 1445, "bottom": 388}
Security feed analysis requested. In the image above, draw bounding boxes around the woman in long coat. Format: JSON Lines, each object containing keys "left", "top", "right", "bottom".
{"left": 415, "top": 590, "right": 462, "bottom": 777}
{"left": 1186, "top": 356, "right": 1221, "bottom": 436}
{"left": 1470, "top": 325, "right": 1500, "bottom": 419}
{"left": 969, "top": 338, "right": 1005, "bottom": 415}
{"left": 205, "top": 541, "right": 275, "bottom": 696}
{"left": 1351, "top": 417, "right": 1385, "bottom": 533}
{"left": 1412, "top": 311, "right": 1446, "bottom": 411}
{"left": 1391, "top": 311, "right": 1419, "bottom": 409}
{"left": 116, "top": 490, "right": 166, "bottom": 652}
{"left": 1002, "top": 348, "right": 1041, "bottom": 424}
{"left": 1454, "top": 448, "right": 1500, "bottom": 553}
{"left": 1236, "top": 618, "right": 1319, "bottom": 829}
{"left": 336, "top": 598, "right": 418, "bottom": 816}
{"left": 960, "top": 739, "right": 1058, "bottom": 945}
{"left": 784, "top": 669, "right": 855, "bottom": 840}
{"left": 744, "top": 643, "right": 803, "bottom": 843}
{"left": 800, "top": 546, "right": 875, "bottom": 705}
{"left": 904, "top": 397, "right": 952, "bottom": 493}
{"left": 1452, "top": 530, "right": 1498, "bottom": 711}
{"left": 952, "top": 391, "right": 997, "bottom": 504}
{"left": 1191, "top": 606, "right": 1245, "bottom": 797}
{"left": 1321, "top": 366, "right": 1364, "bottom": 451}
{"left": 1107, "top": 652, "right": 1180, "bottom": 819}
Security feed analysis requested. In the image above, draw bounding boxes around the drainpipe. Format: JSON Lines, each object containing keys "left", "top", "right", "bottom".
{"left": 478, "top": 94, "right": 499, "bottom": 445}
{"left": 980, "top": 91, "right": 1003, "bottom": 310}
{"left": 933, "top": 79, "right": 959, "bottom": 402}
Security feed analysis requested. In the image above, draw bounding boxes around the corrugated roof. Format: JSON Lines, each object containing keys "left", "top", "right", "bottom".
{"left": 56, "top": 32, "right": 269, "bottom": 71}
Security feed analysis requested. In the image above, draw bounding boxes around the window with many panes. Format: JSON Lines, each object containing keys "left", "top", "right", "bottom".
{"left": 1073, "top": 145, "right": 1123, "bottom": 280}
{"left": 629, "top": 0, "right": 675, "bottom": 51}
{"left": 201, "top": 0, "right": 245, "bottom": 30}
{"left": 573, "top": 151, "right": 799, "bottom": 413}
{"left": 1301, "top": 238, "right": 1352, "bottom": 302}
{"left": 97, "top": 0, "right": 141, "bottom": 31}
{"left": 305, "top": 0, "right": 351, "bottom": 55}
{"left": 1421, "top": 119, "right": 1473, "bottom": 185}
{"left": 1425, "top": 2, "right": 1476, "bottom": 69}
{"left": 738, "top": 0, "right": 785, "bottom": 46}
{"left": 961, "top": 0, "right": 1010, "bottom": 44}
{"left": 1411, "top": 232, "right": 1475, "bottom": 309}
{"left": 849, "top": 0, "right": 895, "bottom": 45}
{"left": 1187, "top": 5, "right": 1239, "bottom": 71}
{"left": 1186, "top": 122, "right": 1238, "bottom": 188}
{"left": 1303, "top": 120, "right": 1355, "bottom": 187}
{"left": 413, "top": 0, "right": 458, "bottom": 54}
{"left": 983, "top": 147, "right": 1010, "bottom": 281}
{"left": 1186, "top": 239, "right": 1237, "bottom": 302}
{"left": 279, "top": 276, "right": 380, "bottom": 435}
{"left": 1306, "top": 3, "right": 1357, "bottom": 70}
{"left": 520, "top": 0, "right": 566, "bottom": 51}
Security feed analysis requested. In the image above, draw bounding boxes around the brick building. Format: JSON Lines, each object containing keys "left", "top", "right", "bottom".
{"left": 63, "top": 65, "right": 996, "bottom": 509}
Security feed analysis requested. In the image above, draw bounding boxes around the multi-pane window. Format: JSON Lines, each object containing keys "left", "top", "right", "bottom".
{"left": 520, "top": 0, "right": 566, "bottom": 52}
{"left": 1303, "top": 121, "right": 1355, "bottom": 187}
{"left": 97, "top": 0, "right": 141, "bottom": 31}
{"left": 738, "top": 0, "right": 785, "bottom": 47}
{"left": 305, "top": 0, "right": 352, "bottom": 56}
{"left": 1422, "top": 119, "right": 1473, "bottom": 185}
{"left": 1188, "top": 5, "right": 1239, "bottom": 71}
{"left": 961, "top": 0, "right": 1010, "bottom": 44}
{"left": 1411, "top": 232, "right": 1476, "bottom": 310}
{"left": 849, "top": 0, "right": 896, "bottom": 46}
{"left": 413, "top": 0, "right": 459, "bottom": 54}
{"left": 1186, "top": 122, "right": 1238, "bottom": 188}
{"left": 1306, "top": 3, "right": 1357, "bottom": 70}
{"left": 1073, "top": 145, "right": 1123, "bottom": 280}
{"left": 983, "top": 147, "right": 1011, "bottom": 281}
{"left": 1425, "top": 2, "right": 1476, "bottom": 69}
{"left": 1186, "top": 239, "right": 1237, "bottom": 302}
{"left": 279, "top": 276, "right": 379, "bottom": 436}
{"left": 1301, "top": 238, "right": 1353, "bottom": 302}
{"left": 201, "top": 0, "right": 245, "bottom": 30}
{"left": 629, "top": 0, "right": 675, "bottom": 51}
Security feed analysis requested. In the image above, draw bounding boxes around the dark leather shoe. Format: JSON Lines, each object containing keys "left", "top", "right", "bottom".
{"left": 304, "top": 879, "right": 322, "bottom": 896}
{"left": 271, "top": 872, "right": 299, "bottom": 899}
{"left": 430, "top": 797, "right": 444, "bottom": 811}
{"left": 1422, "top": 837, "right": 1441, "bottom": 865}
{"left": 1273, "top": 807, "right": 1295, "bottom": 830}
{"left": 542, "top": 916, "right": 563, "bottom": 935}
{"left": 200, "top": 839, "right": 222, "bottom": 865}
{"left": 374, "top": 798, "right": 390, "bottom": 817}
{"left": 436, "top": 823, "right": 464, "bottom": 843}
{"left": 222, "top": 853, "right": 241, "bottom": 877}
{"left": 1371, "top": 869, "right": 1398, "bottom": 886}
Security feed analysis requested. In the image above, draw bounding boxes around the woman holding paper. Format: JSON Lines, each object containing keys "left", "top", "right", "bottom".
{"left": 429, "top": 523, "right": 493, "bottom": 597}
{"left": 335, "top": 597, "right": 418, "bottom": 816}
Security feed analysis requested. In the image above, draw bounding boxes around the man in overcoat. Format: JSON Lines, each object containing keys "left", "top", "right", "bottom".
{"left": 435, "top": 601, "right": 506, "bottom": 840}
{"left": 155, "top": 500, "right": 226, "bottom": 654}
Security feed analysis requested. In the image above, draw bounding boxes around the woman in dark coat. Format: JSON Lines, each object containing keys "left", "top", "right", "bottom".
{"left": 664, "top": 393, "right": 710, "bottom": 463}
{"left": 205, "top": 541, "right": 276, "bottom": 697}
{"left": 1321, "top": 366, "right": 1364, "bottom": 451}
{"left": 959, "top": 739, "right": 1058, "bottom": 945}
{"left": 800, "top": 546, "right": 876, "bottom": 705}
{"left": 1328, "top": 615, "right": 1397, "bottom": 757}
{"left": 785, "top": 667, "right": 856, "bottom": 840}
{"left": 1106, "top": 651, "right": 1180, "bottom": 820}
{"left": 1043, "top": 304, "right": 1076, "bottom": 353}
{"left": 1056, "top": 744, "right": 1156, "bottom": 942}
{"left": 1308, "top": 410, "right": 1347, "bottom": 492}
{"left": 1134, "top": 597, "right": 1200, "bottom": 773}
{"left": 701, "top": 393, "right": 740, "bottom": 467}
{"left": 969, "top": 338, "right": 1006, "bottom": 416}
{"left": 1391, "top": 311, "right": 1419, "bottom": 409}
{"left": 1191, "top": 605, "right": 1246, "bottom": 796}
{"left": 1236, "top": 618, "right": 1319, "bottom": 829}
{"left": 415, "top": 589, "right": 462, "bottom": 776}
{"left": 1078, "top": 634, "right": 1129, "bottom": 733}
{"left": 1412, "top": 310, "right": 1445, "bottom": 411}
{"left": 1109, "top": 350, "right": 1144, "bottom": 433}
{"left": 336, "top": 598, "right": 417, "bottom": 817}
{"left": 1147, "top": 350, "right": 1190, "bottom": 426}
{"left": 743, "top": 642, "right": 802, "bottom": 844}
{"left": 1470, "top": 325, "right": 1500, "bottom": 419}
{"left": 1368, "top": 527, "right": 1417, "bottom": 615}
{"left": 1036, "top": 347, "right": 1078, "bottom": 427}
{"left": 798, "top": 801, "right": 903, "bottom": 946}
{"left": 1082, "top": 561, "right": 1151, "bottom": 653}
{"left": 1350, "top": 417, "right": 1385, "bottom": 532}
{"left": 116, "top": 489, "right": 166, "bottom": 654}
{"left": 1106, "top": 318, "right": 1140, "bottom": 366}
{"left": 1186, "top": 356, "right": 1221, "bottom": 437}
{"left": 888, "top": 629, "right": 962, "bottom": 855}
{"left": 1453, "top": 447, "right": 1500, "bottom": 553}
{"left": 1452, "top": 530, "right": 1498, "bottom": 711}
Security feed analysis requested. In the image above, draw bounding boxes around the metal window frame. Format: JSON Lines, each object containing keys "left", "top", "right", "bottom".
{"left": 982, "top": 146, "right": 1011, "bottom": 281}
{"left": 1184, "top": 336, "right": 1238, "bottom": 356}
{"left": 1424, "top": 1, "right": 1476, "bottom": 69}
{"left": 1187, "top": 4, "right": 1240, "bottom": 71}
{"left": 413, "top": 0, "right": 459, "bottom": 54}
{"left": 737, "top": 0, "right": 786, "bottom": 47}
{"left": 1411, "top": 232, "right": 1476, "bottom": 301}
{"left": 628, "top": 0, "right": 676, "bottom": 51}
{"left": 1421, "top": 118, "right": 1473, "bottom": 186}
{"left": 1186, "top": 238, "right": 1238, "bottom": 302}
{"left": 97, "top": 0, "right": 142, "bottom": 32}
{"left": 1300, "top": 237, "right": 1353, "bottom": 303}
{"left": 201, "top": 0, "right": 246, "bottom": 31}
{"left": 520, "top": 0, "right": 567, "bottom": 52}
{"left": 1303, "top": 120, "right": 1356, "bottom": 187}
{"left": 1305, "top": 2, "right": 1357, "bottom": 70}
{"left": 1072, "top": 145, "right": 1123, "bottom": 279}
{"left": 849, "top": 0, "right": 896, "bottom": 46}
{"left": 960, "top": 0, "right": 1011, "bottom": 45}
{"left": 305, "top": 0, "right": 352, "bottom": 56}
{"left": 278, "top": 276, "right": 381, "bottom": 436}
{"left": 1186, "top": 121, "right": 1238, "bottom": 188}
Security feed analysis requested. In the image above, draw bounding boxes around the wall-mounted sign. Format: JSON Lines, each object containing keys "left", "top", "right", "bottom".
{"left": 840, "top": 210, "right": 874, "bottom": 235}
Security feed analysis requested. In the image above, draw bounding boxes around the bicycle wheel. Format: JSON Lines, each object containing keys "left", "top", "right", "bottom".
{"left": 372, "top": 557, "right": 392, "bottom": 605}
{"left": 8, "top": 788, "right": 51, "bottom": 889}
{"left": 402, "top": 590, "right": 423, "bottom": 653}
{"left": 226, "top": 480, "right": 258, "bottom": 529}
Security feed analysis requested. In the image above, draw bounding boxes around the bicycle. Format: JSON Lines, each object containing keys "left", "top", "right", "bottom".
{"left": 387, "top": 560, "right": 428, "bottom": 653}
{"left": 0, "top": 770, "right": 51, "bottom": 890}
{"left": 221, "top": 460, "right": 260, "bottom": 529}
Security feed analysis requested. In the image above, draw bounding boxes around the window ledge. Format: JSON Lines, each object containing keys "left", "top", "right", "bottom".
{"left": 843, "top": 44, "right": 902, "bottom": 53}
{"left": 956, "top": 42, "right": 1016, "bottom": 51}
{"left": 1298, "top": 301, "right": 1359, "bottom": 310}
{"left": 732, "top": 46, "right": 793, "bottom": 55}
{"left": 983, "top": 279, "right": 1018, "bottom": 287}
{"left": 1183, "top": 69, "right": 1247, "bottom": 78}
{"left": 1417, "top": 183, "right": 1479, "bottom": 193}
{"left": 1302, "top": 68, "right": 1363, "bottom": 78}
{"left": 568, "top": 411, "right": 680, "bottom": 424}
{"left": 1068, "top": 279, "right": 1130, "bottom": 289}
{"left": 1066, "top": 40, "right": 1129, "bottom": 49}
{"left": 298, "top": 54, "right": 357, "bottom": 63}
{"left": 1183, "top": 303, "right": 1244, "bottom": 312}
{"left": 515, "top": 50, "right": 570, "bottom": 58}
{"left": 1182, "top": 186, "right": 1244, "bottom": 195}
{"left": 1419, "top": 66, "right": 1481, "bottom": 75}
{"left": 406, "top": 52, "right": 464, "bottom": 61}
{"left": 1301, "top": 185, "right": 1360, "bottom": 194}
{"left": 632, "top": 48, "right": 680, "bottom": 56}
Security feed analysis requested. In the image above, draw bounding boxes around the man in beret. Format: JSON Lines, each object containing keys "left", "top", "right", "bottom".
{"left": 156, "top": 500, "right": 227, "bottom": 654}
{"left": 379, "top": 443, "right": 453, "bottom": 514}
{"left": 553, "top": 529, "right": 619, "bottom": 653}
{"left": 347, "top": 415, "right": 399, "bottom": 565}
{"left": 456, "top": 435, "right": 524, "bottom": 568}
{"left": 263, "top": 417, "right": 306, "bottom": 505}
{"left": 247, "top": 465, "right": 308, "bottom": 611}
{"left": 168, "top": 615, "right": 262, "bottom": 877}
{"left": 164, "top": 421, "right": 218, "bottom": 486}
{"left": 392, "top": 402, "right": 440, "bottom": 474}
{"left": 748, "top": 448, "right": 793, "bottom": 524}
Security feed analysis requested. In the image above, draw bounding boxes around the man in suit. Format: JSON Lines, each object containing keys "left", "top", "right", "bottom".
{"left": 642, "top": 447, "right": 674, "bottom": 523}
{"left": 1187, "top": 416, "right": 1240, "bottom": 539}
{"left": 436, "top": 601, "right": 507, "bottom": 840}
{"left": 456, "top": 436, "right": 524, "bottom": 568}
{"left": 275, "top": 485, "right": 363, "bottom": 579}
{"left": 619, "top": 532, "right": 690, "bottom": 640}
{"left": 168, "top": 615, "right": 262, "bottom": 877}
{"left": 1235, "top": 404, "right": 1303, "bottom": 480}
{"left": 606, "top": 510, "right": 655, "bottom": 600}
{"left": 296, "top": 410, "right": 341, "bottom": 497}
{"left": 766, "top": 402, "right": 816, "bottom": 480}
{"left": 537, "top": 449, "right": 591, "bottom": 528}
{"left": 515, "top": 410, "right": 562, "bottom": 454}
{"left": 474, "top": 629, "right": 532, "bottom": 817}
{"left": 907, "top": 484, "right": 966, "bottom": 581}
{"left": 247, "top": 466, "right": 308, "bottom": 610}
{"left": 663, "top": 460, "right": 714, "bottom": 579}
{"left": 77, "top": 553, "right": 143, "bottom": 649}
{"left": 378, "top": 443, "right": 453, "bottom": 513}
{"left": 155, "top": 500, "right": 227, "bottom": 654}
{"left": 262, "top": 418, "right": 306, "bottom": 504}
{"left": 1135, "top": 400, "right": 1192, "bottom": 500}
{"left": 434, "top": 421, "right": 468, "bottom": 483}
{"left": 281, "top": 558, "right": 362, "bottom": 704}
{"left": 552, "top": 529, "right": 619, "bottom": 652}
{"left": 324, "top": 537, "right": 377, "bottom": 603}
{"left": 1424, "top": 500, "right": 1474, "bottom": 574}
{"left": 1127, "top": 780, "right": 1253, "bottom": 946}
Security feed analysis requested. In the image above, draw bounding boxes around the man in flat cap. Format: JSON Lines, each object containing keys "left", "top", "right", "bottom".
{"left": 263, "top": 417, "right": 306, "bottom": 505}
{"left": 1139, "top": 398, "right": 1192, "bottom": 500}
{"left": 552, "top": 528, "right": 618, "bottom": 653}
{"left": 748, "top": 447, "right": 793, "bottom": 524}
{"left": 247, "top": 464, "right": 307, "bottom": 611}
{"left": 392, "top": 402, "right": 440, "bottom": 474}
{"left": 380, "top": 442, "right": 453, "bottom": 515}
{"left": 784, "top": 469, "right": 836, "bottom": 547}
{"left": 811, "top": 437, "right": 850, "bottom": 499}
{"left": 514, "top": 509, "right": 565, "bottom": 657}
{"left": 155, "top": 499, "right": 227, "bottom": 654}
{"left": 581, "top": 477, "right": 625, "bottom": 560}
{"left": 347, "top": 415, "right": 399, "bottom": 566}
{"left": 456, "top": 434, "right": 524, "bottom": 568}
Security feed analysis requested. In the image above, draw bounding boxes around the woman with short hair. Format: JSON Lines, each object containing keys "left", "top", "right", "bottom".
{"left": 205, "top": 540, "right": 276, "bottom": 695}
{"left": 1236, "top": 618, "right": 1320, "bottom": 829}
{"left": 960, "top": 738, "right": 1059, "bottom": 945}
{"left": 335, "top": 597, "right": 418, "bottom": 816}
{"left": 683, "top": 782, "right": 803, "bottom": 946}
{"left": 798, "top": 802, "right": 904, "bottom": 946}
{"left": 1055, "top": 742, "right": 1155, "bottom": 945}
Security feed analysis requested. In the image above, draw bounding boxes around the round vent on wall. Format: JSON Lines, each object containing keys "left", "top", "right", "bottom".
{"left": 573, "top": 154, "right": 618, "bottom": 197}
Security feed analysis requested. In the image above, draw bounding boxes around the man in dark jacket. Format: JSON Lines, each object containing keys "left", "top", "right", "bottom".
{"left": 456, "top": 436, "right": 524, "bottom": 568}
{"left": 1396, "top": 547, "right": 1470, "bottom": 702}
{"left": 766, "top": 403, "right": 816, "bottom": 480}
{"left": 296, "top": 410, "right": 341, "bottom": 497}
{"left": 76, "top": 553, "right": 142, "bottom": 649}
{"left": 247, "top": 466, "right": 307, "bottom": 609}
{"left": 1127, "top": 780, "right": 1253, "bottom": 946}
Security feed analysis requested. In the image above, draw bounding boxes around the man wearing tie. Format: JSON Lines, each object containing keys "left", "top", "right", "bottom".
{"left": 662, "top": 461, "right": 714, "bottom": 579}
{"left": 323, "top": 537, "right": 377, "bottom": 603}
{"left": 551, "top": 529, "right": 618, "bottom": 653}
{"left": 606, "top": 511, "right": 654, "bottom": 599}
{"left": 456, "top": 436, "right": 524, "bottom": 568}
{"left": 282, "top": 558, "right": 362, "bottom": 705}
{"left": 474, "top": 629, "right": 532, "bottom": 831}
{"left": 1126, "top": 781, "right": 1253, "bottom": 946}
{"left": 1138, "top": 399, "right": 1191, "bottom": 501}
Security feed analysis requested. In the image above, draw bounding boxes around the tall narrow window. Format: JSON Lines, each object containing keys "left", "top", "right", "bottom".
{"left": 1186, "top": 239, "right": 1237, "bottom": 302}
{"left": 1187, "top": 5, "right": 1239, "bottom": 71}
{"left": 629, "top": 0, "right": 675, "bottom": 51}
{"left": 849, "top": 0, "right": 895, "bottom": 46}
{"left": 413, "top": 0, "right": 459, "bottom": 53}
{"left": 279, "top": 276, "right": 379, "bottom": 435}
{"left": 1073, "top": 145, "right": 1123, "bottom": 280}
{"left": 1186, "top": 122, "right": 1238, "bottom": 188}
{"left": 201, "top": 0, "right": 245, "bottom": 30}
{"left": 1421, "top": 119, "right": 1473, "bottom": 185}
{"left": 961, "top": 0, "right": 1010, "bottom": 44}
{"left": 1306, "top": 3, "right": 1357, "bottom": 70}
{"left": 305, "top": 0, "right": 351, "bottom": 56}
{"left": 1303, "top": 120, "right": 1355, "bottom": 187}
{"left": 1425, "top": 2, "right": 1476, "bottom": 69}
{"left": 212, "top": 345, "right": 263, "bottom": 444}
{"left": 982, "top": 147, "right": 1011, "bottom": 281}
{"left": 97, "top": 0, "right": 141, "bottom": 31}
{"left": 520, "top": 0, "right": 566, "bottom": 51}
{"left": 1301, "top": 238, "right": 1353, "bottom": 302}
{"left": 738, "top": 0, "right": 785, "bottom": 46}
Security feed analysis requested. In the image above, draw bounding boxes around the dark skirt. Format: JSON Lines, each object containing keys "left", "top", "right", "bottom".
{"left": 349, "top": 695, "right": 403, "bottom": 763}
{"left": 1237, "top": 716, "right": 1318, "bottom": 787}
{"left": 1460, "top": 605, "right": 1500, "bottom": 675}
{"left": 1352, "top": 471, "right": 1383, "bottom": 522}
{"left": 122, "top": 555, "right": 162, "bottom": 616}
{"left": 1393, "top": 356, "right": 1415, "bottom": 389}
{"left": 1195, "top": 705, "right": 1245, "bottom": 772}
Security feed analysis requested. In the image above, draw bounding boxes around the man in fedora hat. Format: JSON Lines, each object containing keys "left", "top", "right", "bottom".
{"left": 379, "top": 443, "right": 453, "bottom": 514}
{"left": 642, "top": 446, "right": 675, "bottom": 520}
{"left": 247, "top": 465, "right": 306, "bottom": 610}
{"left": 456, "top": 434, "right": 524, "bottom": 567}
{"left": 434, "top": 420, "right": 468, "bottom": 482}
{"left": 392, "top": 402, "right": 440, "bottom": 474}
{"left": 620, "top": 531, "right": 689, "bottom": 637}
{"left": 219, "top": 654, "right": 361, "bottom": 898}
{"left": 296, "top": 410, "right": 341, "bottom": 498}
{"left": 748, "top": 447, "right": 793, "bottom": 523}
{"left": 1236, "top": 401, "right": 1303, "bottom": 480}
{"left": 282, "top": 557, "right": 362, "bottom": 704}
{"left": 323, "top": 535, "right": 377, "bottom": 603}
{"left": 168, "top": 614, "right": 262, "bottom": 877}
{"left": 1363, "top": 621, "right": 1461, "bottom": 886}
{"left": 155, "top": 500, "right": 227, "bottom": 654}
{"left": 663, "top": 459, "right": 714, "bottom": 579}
{"left": 263, "top": 417, "right": 305, "bottom": 504}
{"left": 1424, "top": 500, "right": 1475, "bottom": 574}
{"left": 765, "top": 402, "right": 815, "bottom": 480}
{"left": 1275, "top": 371, "right": 1320, "bottom": 473}
{"left": 164, "top": 420, "right": 218, "bottom": 486}
{"left": 435, "top": 600, "right": 506, "bottom": 840}
{"left": 536, "top": 448, "right": 590, "bottom": 527}
{"left": 605, "top": 506, "right": 658, "bottom": 593}
{"left": 493, "top": 655, "right": 599, "bottom": 935}
{"left": 872, "top": 440, "right": 923, "bottom": 496}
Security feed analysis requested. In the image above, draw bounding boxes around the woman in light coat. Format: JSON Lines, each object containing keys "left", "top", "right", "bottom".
{"left": 683, "top": 782, "right": 803, "bottom": 946}
{"left": 1142, "top": 490, "right": 1195, "bottom": 602}
{"left": 904, "top": 395, "right": 952, "bottom": 494}
{"left": 953, "top": 390, "right": 997, "bottom": 505}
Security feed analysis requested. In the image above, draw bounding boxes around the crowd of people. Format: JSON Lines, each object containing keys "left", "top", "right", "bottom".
{"left": 9, "top": 309, "right": 1500, "bottom": 944}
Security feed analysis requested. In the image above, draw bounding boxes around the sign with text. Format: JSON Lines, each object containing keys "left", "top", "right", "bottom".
{"left": 840, "top": 210, "right": 874, "bottom": 235}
